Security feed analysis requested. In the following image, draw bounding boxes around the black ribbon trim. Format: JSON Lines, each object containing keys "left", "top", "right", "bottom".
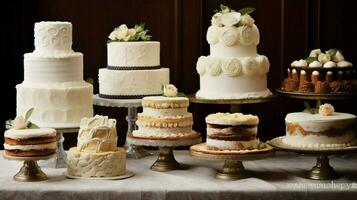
{"left": 107, "top": 66, "right": 161, "bottom": 70}
{"left": 99, "top": 93, "right": 162, "bottom": 99}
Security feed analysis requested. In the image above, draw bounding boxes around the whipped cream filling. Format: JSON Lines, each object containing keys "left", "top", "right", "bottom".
{"left": 4, "top": 128, "right": 56, "bottom": 139}
{"left": 4, "top": 142, "right": 57, "bottom": 150}
{"left": 206, "top": 127, "right": 257, "bottom": 136}
{"left": 206, "top": 138, "right": 258, "bottom": 150}
{"left": 142, "top": 107, "right": 188, "bottom": 118}
{"left": 133, "top": 129, "right": 196, "bottom": 138}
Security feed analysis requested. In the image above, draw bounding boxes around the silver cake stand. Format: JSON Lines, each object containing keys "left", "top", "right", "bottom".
{"left": 93, "top": 94, "right": 151, "bottom": 158}
{"left": 39, "top": 126, "right": 79, "bottom": 168}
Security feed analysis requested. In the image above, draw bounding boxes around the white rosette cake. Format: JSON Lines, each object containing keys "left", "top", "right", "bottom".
{"left": 98, "top": 24, "right": 169, "bottom": 99}
{"left": 67, "top": 115, "right": 126, "bottom": 177}
{"left": 196, "top": 5, "right": 272, "bottom": 99}
{"left": 16, "top": 22, "right": 93, "bottom": 127}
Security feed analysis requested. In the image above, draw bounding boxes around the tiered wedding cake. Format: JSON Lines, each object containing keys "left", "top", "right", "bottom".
{"left": 16, "top": 21, "right": 93, "bottom": 127}
{"left": 99, "top": 24, "right": 169, "bottom": 98}
{"left": 67, "top": 115, "right": 126, "bottom": 177}
{"left": 196, "top": 5, "right": 272, "bottom": 99}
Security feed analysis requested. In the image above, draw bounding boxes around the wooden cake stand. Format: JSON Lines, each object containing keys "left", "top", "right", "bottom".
{"left": 127, "top": 132, "right": 201, "bottom": 172}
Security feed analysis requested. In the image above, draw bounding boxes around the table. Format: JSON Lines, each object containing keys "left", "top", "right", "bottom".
{"left": 0, "top": 150, "right": 356, "bottom": 200}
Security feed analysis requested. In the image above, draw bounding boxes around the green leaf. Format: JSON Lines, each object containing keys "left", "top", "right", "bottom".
{"left": 85, "top": 78, "right": 94, "bottom": 85}
{"left": 305, "top": 57, "right": 317, "bottom": 64}
{"left": 326, "top": 48, "right": 338, "bottom": 57}
{"left": 304, "top": 101, "right": 311, "bottom": 110}
{"left": 25, "top": 108, "right": 34, "bottom": 121}
{"left": 28, "top": 122, "right": 39, "bottom": 129}
{"left": 316, "top": 100, "right": 322, "bottom": 108}
{"left": 238, "top": 7, "right": 256, "bottom": 15}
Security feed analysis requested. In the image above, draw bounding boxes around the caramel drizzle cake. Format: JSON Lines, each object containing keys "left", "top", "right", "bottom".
{"left": 205, "top": 113, "right": 260, "bottom": 150}
{"left": 67, "top": 115, "right": 126, "bottom": 177}
{"left": 4, "top": 115, "right": 57, "bottom": 157}
{"left": 283, "top": 104, "right": 357, "bottom": 148}
{"left": 282, "top": 49, "right": 357, "bottom": 93}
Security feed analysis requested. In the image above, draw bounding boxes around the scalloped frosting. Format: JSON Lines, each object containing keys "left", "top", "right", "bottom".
{"left": 206, "top": 112, "right": 259, "bottom": 125}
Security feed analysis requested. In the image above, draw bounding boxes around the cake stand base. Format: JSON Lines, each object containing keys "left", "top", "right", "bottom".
{"left": 190, "top": 143, "right": 274, "bottom": 180}
{"left": 269, "top": 136, "right": 357, "bottom": 180}
{"left": 151, "top": 147, "right": 183, "bottom": 172}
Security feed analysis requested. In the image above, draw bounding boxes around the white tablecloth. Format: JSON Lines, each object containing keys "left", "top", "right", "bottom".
{"left": 0, "top": 150, "right": 356, "bottom": 200}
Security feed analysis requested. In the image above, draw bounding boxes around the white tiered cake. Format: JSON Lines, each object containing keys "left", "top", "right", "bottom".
{"left": 196, "top": 6, "right": 272, "bottom": 99}
{"left": 98, "top": 24, "right": 169, "bottom": 98}
{"left": 16, "top": 22, "right": 93, "bottom": 127}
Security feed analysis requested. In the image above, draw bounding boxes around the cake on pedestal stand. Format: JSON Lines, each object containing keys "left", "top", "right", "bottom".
{"left": 93, "top": 94, "right": 150, "bottom": 158}
{"left": 3, "top": 153, "right": 54, "bottom": 181}
{"left": 272, "top": 89, "right": 357, "bottom": 180}
{"left": 127, "top": 133, "right": 201, "bottom": 171}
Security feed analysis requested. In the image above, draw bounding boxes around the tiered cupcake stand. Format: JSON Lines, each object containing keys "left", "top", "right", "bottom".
{"left": 270, "top": 89, "right": 357, "bottom": 180}
{"left": 188, "top": 94, "right": 278, "bottom": 180}
{"left": 93, "top": 94, "right": 151, "bottom": 158}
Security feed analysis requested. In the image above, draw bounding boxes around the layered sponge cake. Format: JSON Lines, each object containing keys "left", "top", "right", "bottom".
{"left": 205, "top": 113, "right": 260, "bottom": 150}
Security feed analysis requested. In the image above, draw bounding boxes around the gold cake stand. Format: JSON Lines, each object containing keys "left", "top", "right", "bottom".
{"left": 269, "top": 137, "right": 357, "bottom": 180}
{"left": 190, "top": 143, "right": 274, "bottom": 180}
{"left": 3, "top": 153, "right": 55, "bottom": 182}
{"left": 127, "top": 132, "right": 201, "bottom": 172}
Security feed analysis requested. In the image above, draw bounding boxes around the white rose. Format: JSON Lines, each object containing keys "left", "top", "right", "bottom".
{"left": 238, "top": 25, "right": 258, "bottom": 46}
{"left": 318, "top": 53, "right": 331, "bottom": 64}
{"left": 242, "top": 57, "right": 258, "bottom": 76}
{"left": 206, "top": 26, "right": 219, "bottom": 45}
{"left": 252, "top": 25, "right": 260, "bottom": 45}
{"left": 295, "top": 59, "right": 308, "bottom": 67}
{"left": 206, "top": 58, "right": 222, "bottom": 76}
{"left": 319, "top": 103, "right": 334, "bottom": 116}
{"left": 220, "top": 26, "right": 239, "bottom": 46}
{"left": 337, "top": 61, "right": 353, "bottom": 68}
{"left": 11, "top": 116, "right": 29, "bottom": 130}
{"left": 256, "top": 55, "right": 270, "bottom": 74}
{"left": 221, "top": 58, "right": 242, "bottom": 77}
{"left": 240, "top": 15, "right": 255, "bottom": 27}
{"left": 309, "top": 60, "right": 322, "bottom": 68}
{"left": 163, "top": 84, "right": 178, "bottom": 97}
{"left": 196, "top": 56, "right": 207, "bottom": 76}
{"left": 309, "top": 49, "right": 321, "bottom": 58}
{"left": 115, "top": 24, "right": 129, "bottom": 40}
{"left": 108, "top": 31, "right": 117, "bottom": 40}
{"left": 221, "top": 12, "right": 241, "bottom": 26}
{"left": 332, "top": 51, "right": 345, "bottom": 62}
{"left": 211, "top": 13, "right": 223, "bottom": 27}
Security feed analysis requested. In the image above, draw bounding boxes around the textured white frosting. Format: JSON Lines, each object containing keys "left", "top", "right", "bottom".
{"left": 133, "top": 128, "right": 195, "bottom": 138}
{"left": 282, "top": 133, "right": 356, "bottom": 148}
{"left": 142, "top": 107, "right": 188, "bottom": 118}
{"left": 67, "top": 147, "right": 126, "bottom": 177}
{"left": 4, "top": 128, "right": 56, "bottom": 139}
{"left": 206, "top": 138, "right": 258, "bottom": 150}
{"left": 206, "top": 112, "right": 259, "bottom": 125}
{"left": 16, "top": 81, "right": 93, "bottom": 127}
{"left": 107, "top": 42, "right": 160, "bottom": 67}
{"left": 98, "top": 68, "right": 169, "bottom": 96}
{"left": 34, "top": 21, "right": 74, "bottom": 55}
{"left": 23, "top": 53, "right": 83, "bottom": 83}
{"left": 4, "top": 142, "right": 57, "bottom": 151}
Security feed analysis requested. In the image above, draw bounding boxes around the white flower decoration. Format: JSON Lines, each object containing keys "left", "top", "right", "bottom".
{"left": 222, "top": 58, "right": 242, "bottom": 77}
{"left": 309, "top": 49, "right": 321, "bottom": 58}
{"left": 242, "top": 57, "right": 258, "bottom": 76}
{"left": 206, "top": 58, "right": 222, "bottom": 76}
{"left": 221, "top": 12, "right": 241, "bottom": 26}
{"left": 206, "top": 26, "right": 219, "bottom": 45}
{"left": 196, "top": 56, "right": 207, "bottom": 76}
{"left": 318, "top": 53, "right": 331, "bottom": 64}
{"left": 319, "top": 103, "right": 334, "bottom": 116}
{"left": 337, "top": 61, "right": 353, "bottom": 68}
{"left": 295, "top": 59, "right": 308, "bottom": 67}
{"left": 238, "top": 25, "right": 259, "bottom": 46}
{"left": 252, "top": 25, "right": 260, "bottom": 45}
{"left": 256, "top": 55, "right": 270, "bottom": 75}
{"left": 332, "top": 51, "right": 345, "bottom": 62}
{"left": 240, "top": 15, "right": 255, "bottom": 27}
{"left": 211, "top": 13, "right": 223, "bottom": 27}
{"left": 163, "top": 84, "right": 178, "bottom": 97}
{"left": 323, "top": 61, "right": 336, "bottom": 68}
{"left": 309, "top": 61, "right": 322, "bottom": 68}
{"left": 11, "top": 116, "right": 29, "bottom": 130}
{"left": 220, "top": 26, "right": 239, "bottom": 46}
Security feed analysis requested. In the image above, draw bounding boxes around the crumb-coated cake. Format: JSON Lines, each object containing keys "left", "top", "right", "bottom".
{"left": 205, "top": 112, "right": 260, "bottom": 150}
{"left": 282, "top": 49, "right": 357, "bottom": 94}
{"left": 67, "top": 115, "right": 126, "bottom": 177}
{"left": 4, "top": 115, "right": 57, "bottom": 157}
{"left": 283, "top": 104, "right": 356, "bottom": 148}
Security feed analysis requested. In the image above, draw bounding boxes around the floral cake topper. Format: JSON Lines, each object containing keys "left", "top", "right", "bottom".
{"left": 7, "top": 108, "right": 39, "bottom": 130}
{"left": 211, "top": 4, "right": 256, "bottom": 27}
{"left": 107, "top": 23, "right": 152, "bottom": 43}
{"left": 162, "top": 84, "right": 186, "bottom": 97}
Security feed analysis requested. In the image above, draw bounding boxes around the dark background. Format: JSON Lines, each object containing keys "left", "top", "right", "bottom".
{"left": 1, "top": 0, "right": 357, "bottom": 149}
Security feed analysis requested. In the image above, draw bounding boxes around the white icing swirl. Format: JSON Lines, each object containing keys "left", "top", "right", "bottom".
{"left": 219, "top": 26, "right": 239, "bottom": 46}
{"left": 221, "top": 58, "right": 241, "bottom": 77}
{"left": 206, "top": 26, "right": 219, "bottom": 45}
{"left": 242, "top": 57, "right": 258, "bottom": 76}
{"left": 294, "top": 59, "right": 308, "bottom": 67}
{"left": 309, "top": 61, "right": 322, "bottom": 68}
{"left": 256, "top": 55, "right": 270, "bottom": 75}
{"left": 206, "top": 57, "right": 222, "bottom": 76}
{"left": 196, "top": 56, "right": 206, "bottom": 76}
{"left": 323, "top": 61, "right": 337, "bottom": 68}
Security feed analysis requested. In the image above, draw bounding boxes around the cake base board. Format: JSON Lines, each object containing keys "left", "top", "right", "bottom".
{"left": 93, "top": 94, "right": 142, "bottom": 108}
{"left": 64, "top": 170, "right": 135, "bottom": 180}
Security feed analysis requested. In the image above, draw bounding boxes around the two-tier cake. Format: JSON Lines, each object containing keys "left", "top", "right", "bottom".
{"left": 99, "top": 24, "right": 169, "bottom": 99}
{"left": 196, "top": 5, "right": 272, "bottom": 99}
{"left": 16, "top": 21, "right": 93, "bottom": 127}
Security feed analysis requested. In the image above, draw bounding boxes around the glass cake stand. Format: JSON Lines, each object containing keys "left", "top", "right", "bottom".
{"left": 269, "top": 137, "right": 357, "bottom": 180}
{"left": 127, "top": 132, "right": 201, "bottom": 172}
{"left": 3, "top": 152, "right": 55, "bottom": 181}
{"left": 93, "top": 94, "right": 151, "bottom": 159}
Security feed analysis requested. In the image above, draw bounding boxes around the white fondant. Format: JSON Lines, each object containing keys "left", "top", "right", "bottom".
{"left": 107, "top": 42, "right": 160, "bottom": 67}
{"left": 4, "top": 128, "right": 56, "bottom": 139}
{"left": 98, "top": 68, "right": 169, "bottom": 96}
{"left": 210, "top": 42, "right": 257, "bottom": 58}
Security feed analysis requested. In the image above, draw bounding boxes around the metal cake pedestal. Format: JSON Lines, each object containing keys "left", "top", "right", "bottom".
{"left": 127, "top": 133, "right": 201, "bottom": 171}
{"left": 3, "top": 153, "right": 55, "bottom": 181}
{"left": 269, "top": 137, "right": 357, "bottom": 180}
{"left": 93, "top": 94, "right": 150, "bottom": 159}
{"left": 190, "top": 143, "right": 274, "bottom": 180}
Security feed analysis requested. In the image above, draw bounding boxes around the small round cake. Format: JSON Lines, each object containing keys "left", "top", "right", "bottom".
{"left": 283, "top": 104, "right": 356, "bottom": 148}
{"left": 205, "top": 113, "right": 260, "bottom": 150}
{"left": 4, "top": 127, "right": 57, "bottom": 157}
